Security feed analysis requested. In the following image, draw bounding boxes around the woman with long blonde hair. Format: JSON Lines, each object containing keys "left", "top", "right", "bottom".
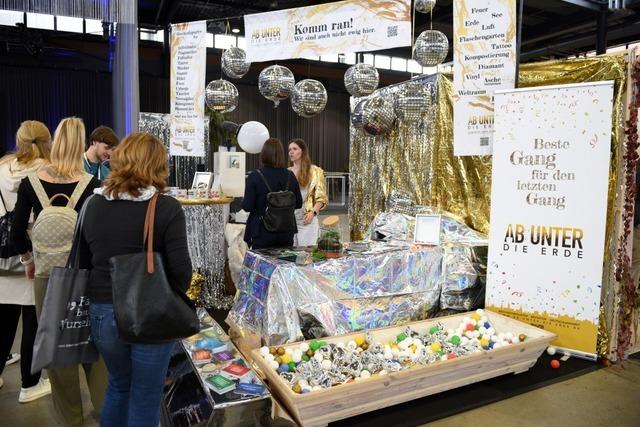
{"left": 12, "top": 117, "right": 105, "bottom": 426}
{"left": 0, "top": 120, "right": 51, "bottom": 403}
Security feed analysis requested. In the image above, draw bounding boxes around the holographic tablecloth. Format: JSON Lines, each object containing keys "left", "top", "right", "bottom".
{"left": 228, "top": 242, "right": 443, "bottom": 345}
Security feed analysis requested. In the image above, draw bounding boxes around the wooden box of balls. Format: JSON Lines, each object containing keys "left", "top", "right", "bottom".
{"left": 250, "top": 309, "right": 556, "bottom": 427}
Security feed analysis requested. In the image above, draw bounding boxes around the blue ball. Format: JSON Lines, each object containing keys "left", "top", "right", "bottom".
{"left": 278, "top": 363, "right": 290, "bottom": 373}
{"left": 488, "top": 341, "right": 495, "bottom": 349}
{"left": 484, "top": 322, "right": 491, "bottom": 329}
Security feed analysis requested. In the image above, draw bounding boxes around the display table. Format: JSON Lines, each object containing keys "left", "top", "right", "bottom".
{"left": 179, "top": 197, "right": 234, "bottom": 309}
{"left": 228, "top": 242, "right": 444, "bottom": 346}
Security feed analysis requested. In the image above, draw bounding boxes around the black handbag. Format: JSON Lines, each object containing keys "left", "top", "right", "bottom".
{"left": 0, "top": 189, "right": 18, "bottom": 259}
{"left": 256, "top": 169, "right": 297, "bottom": 233}
{"left": 109, "top": 193, "right": 199, "bottom": 344}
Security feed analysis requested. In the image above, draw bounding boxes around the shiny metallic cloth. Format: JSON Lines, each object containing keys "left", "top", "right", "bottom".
{"left": 350, "top": 99, "right": 367, "bottom": 129}
{"left": 183, "top": 203, "right": 233, "bottom": 309}
{"left": 291, "top": 79, "right": 328, "bottom": 118}
{"left": 344, "top": 63, "right": 379, "bottom": 97}
{"left": 228, "top": 243, "right": 444, "bottom": 345}
{"left": 386, "top": 189, "right": 416, "bottom": 216}
{"left": 258, "top": 65, "right": 295, "bottom": 107}
{"left": 414, "top": 30, "right": 449, "bottom": 67}
{"left": 221, "top": 47, "right": 251, "bottom": 79}
{"left": 205, "top": 79, "right": 238, "bottom": 113}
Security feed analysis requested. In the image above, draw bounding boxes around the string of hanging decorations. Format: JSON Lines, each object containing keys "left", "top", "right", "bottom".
{"left": 0, "top": 0, "right": 136, "bottom": 24}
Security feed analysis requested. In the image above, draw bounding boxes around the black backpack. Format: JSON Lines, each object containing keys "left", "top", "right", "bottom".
{"left": 256, "top": 169, "right": 297, "bottom": 233}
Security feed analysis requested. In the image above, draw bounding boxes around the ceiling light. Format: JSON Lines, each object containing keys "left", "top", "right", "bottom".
{"left": 232, "top": 28, "right": 240, "bottom": 34}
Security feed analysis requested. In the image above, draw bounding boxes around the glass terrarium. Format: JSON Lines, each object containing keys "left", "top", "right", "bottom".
{"left": 317, "top": 215, "right": 342, "bottom": 258}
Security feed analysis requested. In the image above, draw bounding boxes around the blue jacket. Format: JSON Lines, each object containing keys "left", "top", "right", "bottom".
{"left": 242, "top": 166, "right": 302, "bottom": 248}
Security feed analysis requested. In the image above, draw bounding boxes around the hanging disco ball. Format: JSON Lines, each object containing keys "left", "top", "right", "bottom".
{"left": 414, "top": 30, "right": 449, "bottom": 67}
{"left": 222, "top": 47, "right": 251, "bottom": 79}
{"left": 351, "top": 99, "right": 367, "bottom": 129}
{"left": 361, "top": 94, "right": 395, "bottom": 136}
{"left": 415, "top": 0, "right": 436, "bottom": 13}
{"left": 205, "top": 79, "right": 238, "bottom": 113}
{"left": 291, "top": 79, "right": 328, "bottom": 118}
{"left": 344, "top": 63, "right": 379, "bottom": 97}
{"left": 258, "top": 65, "right": 295, "bottom": 107}
{"left": 394, "top": 82, "right": 431, "bottom": 123}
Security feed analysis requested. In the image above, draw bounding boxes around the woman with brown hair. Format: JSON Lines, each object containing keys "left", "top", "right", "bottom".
{"left": 78, "top": 132, "right": 192, "bottom": 427}
{"left": 0, "top": 120, "right": 51, "bottom": 403}
{"left": 242, "top": 138, "right": 303, "bottom": 249}
{"left": 288, "top": 138, "right": 328, "bottom": 246}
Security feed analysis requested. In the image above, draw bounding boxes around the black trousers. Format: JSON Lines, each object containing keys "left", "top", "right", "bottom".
{"left": 0, "top": 304, "right": 41, "bottom": 388}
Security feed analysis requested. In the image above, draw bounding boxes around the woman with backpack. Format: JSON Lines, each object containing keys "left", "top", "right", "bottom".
{"left": 242, "top": 138, "right": 303, "bottom": 249}
{"left": 12, "top": 117, "right": 105, "bottom": 426}
{"left": 0, "top": 120, "right": 51, "bottom": 403}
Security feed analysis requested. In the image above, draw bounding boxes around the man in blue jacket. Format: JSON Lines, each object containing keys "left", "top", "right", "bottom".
{"left": 84, "top": 126, "right": 119, "bottom": 180}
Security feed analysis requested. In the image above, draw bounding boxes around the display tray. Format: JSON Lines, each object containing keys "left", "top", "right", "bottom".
{"left": 250, "top": 310, "right": 556, "bottom": 427}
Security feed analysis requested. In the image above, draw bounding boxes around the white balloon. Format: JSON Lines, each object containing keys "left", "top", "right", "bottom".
{"left": 237, "top": 121, "right": 269, "bottom": 154}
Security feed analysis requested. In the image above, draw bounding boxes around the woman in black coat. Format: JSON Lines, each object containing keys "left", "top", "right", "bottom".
{"left": 242, "top": 138, "right": 302, "bottom": 249}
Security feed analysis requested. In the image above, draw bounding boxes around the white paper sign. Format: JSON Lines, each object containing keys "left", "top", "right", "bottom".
{"left": 486, "top": 81, "right": 614, "bottom": 358}
{"left": 170, "top": 21, "right": 207, "bottom": 157}
{"left": 244, "top": 0, "right": 411, "bottom": 62}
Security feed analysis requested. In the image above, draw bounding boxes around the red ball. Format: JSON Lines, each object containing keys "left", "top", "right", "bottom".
{"left": 466, "top": 324, "right": 475, "bottom": 331}
{"left": 550, "top": 359, "right": 560, "bottom": 369}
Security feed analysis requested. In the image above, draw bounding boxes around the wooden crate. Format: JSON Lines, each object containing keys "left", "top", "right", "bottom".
{"left": 250, "top": 310, "right": 556, "bottom": 427}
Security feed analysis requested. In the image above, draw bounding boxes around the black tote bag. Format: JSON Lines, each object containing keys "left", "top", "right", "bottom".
{"left": 110, "top": 193, "right": 199, "bottom": 344}
{"left": 31, "top": 196, "right": 98, "bottom": 373}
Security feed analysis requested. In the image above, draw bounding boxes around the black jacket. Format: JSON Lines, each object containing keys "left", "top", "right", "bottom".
{"left": 241, "top": 166, "right": 302, "bottom": 248}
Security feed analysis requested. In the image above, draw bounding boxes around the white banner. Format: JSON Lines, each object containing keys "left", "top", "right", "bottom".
{"left": 453, "top": 0, "right": 516, "bottom": 156}
{"left": 170, "top": 21, "right": 207, "bottom": 157}
{"left": 486, "top": 82, "right": 614, "bottom": 359}
{"left": 244, "top": 0, "right": 411, "bottom": 62}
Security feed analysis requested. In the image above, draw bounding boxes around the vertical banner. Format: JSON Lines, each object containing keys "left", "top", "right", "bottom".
{"left": 170, "top": 21, "right": 207, "bottom": 157}
{"left": 244, "top": 0, "right": 411, "bottom": 62}
{"left": 453, "top": 0, "right": 516, "bottom": 156}
{"left": 486, "top": 82, "right": 614, "bottom": 359}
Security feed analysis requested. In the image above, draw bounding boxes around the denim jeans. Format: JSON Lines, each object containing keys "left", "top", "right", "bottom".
{"left": 89, "top": 303, "right": 174, "bottom": 427}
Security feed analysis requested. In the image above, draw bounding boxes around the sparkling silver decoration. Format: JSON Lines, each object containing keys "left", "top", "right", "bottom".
{"left": 344, "top": 63, "right": 379, "bottom": 97}
{"left": 205, "top": 79, "right": 239, "bottom": 113}
{"left": 184, "top": 203, "right": 233, "bottom": 309}
{"left": 221, "top": 47, "right": 251, "bottom": 79}
{"left": 414, "top": 30, "right": 449, "bottom": 67}
{"left": 361, "top": 94, "right": 395, "bottom": 136}
{"left": 415, "top": 0, "right": 436, "bottom": 13}
{"left": 258, "top": 65, "right": 295, "bottom": 107}
{"left": 394, "top": 81, "right": 431, "bottom": 123}
{"left": 351, "top": 99, "right": 367, "bottom": 129}
{"left": 291, "top": 79, "right": 328, "bottom": 118}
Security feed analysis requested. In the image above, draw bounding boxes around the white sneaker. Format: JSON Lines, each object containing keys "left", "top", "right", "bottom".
{"left": 18, "top": 378, "right": 51, "bottom": 403}
{"left": 6, "top": 353, "right": 20, "bottom": 365}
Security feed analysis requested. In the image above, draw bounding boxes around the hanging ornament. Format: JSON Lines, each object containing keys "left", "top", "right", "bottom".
{"left": 414, "top": 30, "right": 449, "bottom": 67}
{"left": 222, "top": 47, "right": 252, "bottom": 79}
{"left": 291, "top": 79, "right": 328, "bottom": 118}
{"left": 361, "top": 94, "right": 395, "bottom": 136}
{"left": 237, "top": 121, "right": 270, "bottom": 154}
{"left": 351, "top": 99, "right": 367, "bottom": 129}
{"left": 258, "top": 65, "right": 295, "bottom": 107}
{"left": 415, "top": 0, "right": 437, "bottom": 14}
{"left": 205, "top": 79, "right": 238, "bottom": 113}
{"left": 344, "top": 63, "right": 379, "bottom": 97}
{"left": 394, "top": 81, "right": 431, "bottom": 123}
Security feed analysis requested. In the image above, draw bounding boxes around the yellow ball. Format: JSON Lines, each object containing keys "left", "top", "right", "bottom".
{"left": 355, "top": 336, "right": 365, "bottom": 346}
{"left": 430, "top": 342, "right": 441, "bottom": 352}
{"left": 281, "top": 354, "right": 292, "bottom": 364}
{"left": 480, "top": 338, "right": 489, "bottom": 348}
{"left": 471, "top": 313, "right": 481, "bottom": 321}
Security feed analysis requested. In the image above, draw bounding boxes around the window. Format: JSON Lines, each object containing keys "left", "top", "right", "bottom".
{"left": 206, "top": 33, "right": 214, "bottom": 48}
{"left": 407, "top": 59, "right": 423, "bottom": 74}
{"left": 214, "top": 34, "right": 236, "bottom": 49}
{"left": 236, "top": 36, "right": 246, "bottom": 49}
{"left": 321, "top": 54, "right": 339, "bottom": 63}
{"left": 391, "top": 57, "right": 407, "bottom": 72}
{"left": 56, "top": 16, "right": 83, "bottom": 33}
{"left": 85, "top": 18, "right": 103, "bottom": 35}
{"left": 362, "top": 53, "right": 374, "bottom": 65}
{"left": 374, "top": 54, "right": 391, "bottom": 69}
{"left": 340, "top": 52, "right": 356, "bottom": 64}
{"left": 26, "top": 13, "right": 54, "bottom": 30}
{"left": 0, "top": 10, "right": 23, "bottom": 26}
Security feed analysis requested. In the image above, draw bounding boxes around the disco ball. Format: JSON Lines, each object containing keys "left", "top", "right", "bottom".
{"left": 222, "top": 47, "right": 251, "bottom": 79}
{"left": 415, "top": 0, "right": 436, "bottom": 13}
{"left": 291, "top": 79, "right": 328, "bottom": 118}
{"left": 344, "top": 63, "right": 379, "bottom": 97}
{"left": 258, "top": 65, "right": 295, "bottom": 107}
{"left": 361, "top": 94, "right": 395, "bottom": 136}
{"left": 394, "top": 82, "right": 431, "bottom": 123}
{"left": 414, "top": 30, "right": 449, "bottom": 67}
{"left": 205, "top": 79, "right": 238, "bottom": 113}
{"left": 351, "top": 99, "right": 367, "bottom": 129}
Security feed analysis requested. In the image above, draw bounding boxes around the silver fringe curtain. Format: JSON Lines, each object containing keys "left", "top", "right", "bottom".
{"left": 0, "top": 0, "right": 136, "bottom": 24}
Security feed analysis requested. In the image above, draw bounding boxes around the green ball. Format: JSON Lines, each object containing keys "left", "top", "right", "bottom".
{"left": 429, "top": 326, "right": 439, "bottom": 334}
{"left": 450, "top": 335, "right": 461, "bottom": 345}
{"left": 288, "top": 362, "right": 296, "bottom": 371}
{"left": 309, "top": 341, "right": 321, "bottom": 351}
{"left": 397, "top": 333, "right": 407, "bottom": 342}
{"left": 302, "top": 354, "right": 310, "bottom": 361}
{"left": 319, "top": 341, "right": 328, "bottom": 348}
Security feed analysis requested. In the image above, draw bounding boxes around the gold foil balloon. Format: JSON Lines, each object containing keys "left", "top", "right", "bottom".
{"left": 394, "top": 81, "right": 431, "bottom": 123}
{"left": 414, "top": 30, "right": 449, "bottom": 67}
{"left": 415, "top": 0, "right": 436, "bottom": 13}
{"left": 258, "top": 64, "right": 295, "bottom": 107}
{"left": 344, "top": 63, "right": 379, "bottom": 97}
{"left": 291, "top": 79, "right": 328, "bottom": 118}
{"left": 205, "top": 79, "right": 239, "bottom": 113}
{"left": 361, "top": 94, "right": 395, "bottom": 136}
{"left": 222, "top": 47, "right": 251, "bottom": 79}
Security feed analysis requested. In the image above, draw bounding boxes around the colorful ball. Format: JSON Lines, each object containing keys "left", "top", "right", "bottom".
{"left": 550, "top": 359, "right": 560, "bottom": 369}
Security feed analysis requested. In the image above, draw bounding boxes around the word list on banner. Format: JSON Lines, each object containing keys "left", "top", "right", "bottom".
{"left": 170, "top": 21, "right": 207, "bottom": 157}
{"left": 453, "top": 0, "right": 516, "bottom": 156}
{"left": 486, "top": 81, "right": 614, "bottom": 359}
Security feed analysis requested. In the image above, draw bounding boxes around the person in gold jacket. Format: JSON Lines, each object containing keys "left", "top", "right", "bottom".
{"left": 288, "top": 139, "right": 328, "bottom": 246}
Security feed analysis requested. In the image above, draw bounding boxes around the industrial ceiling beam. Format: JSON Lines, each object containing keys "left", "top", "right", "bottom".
{"left": 559, "top": 0, "right": 606, "bottom": 11}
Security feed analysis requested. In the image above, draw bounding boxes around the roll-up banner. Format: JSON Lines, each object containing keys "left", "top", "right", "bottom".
{"left": 170, "top": 21, "right": 207, "bottom": 157}
{"left": 244, "top": 0, "right": 411, "bottom": 62}
{"left": 486, "top": 81, "right": 614, "bottom": 360}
